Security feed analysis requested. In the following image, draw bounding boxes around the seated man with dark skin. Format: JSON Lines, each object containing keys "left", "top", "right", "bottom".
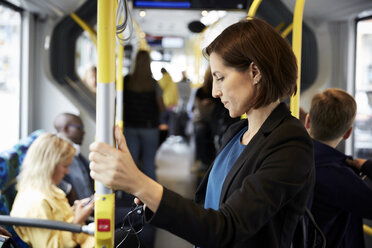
{"left": 54, "top": 113, "right": 94, "bottom": 201}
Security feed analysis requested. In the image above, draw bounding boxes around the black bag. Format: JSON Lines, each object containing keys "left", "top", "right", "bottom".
{"left": 0, "top": 235, "right": 17, "bottom": 248}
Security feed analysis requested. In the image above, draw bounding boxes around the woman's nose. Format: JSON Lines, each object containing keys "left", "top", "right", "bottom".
{"left": 212, "top": 82, "right": 222, "bottom": 98}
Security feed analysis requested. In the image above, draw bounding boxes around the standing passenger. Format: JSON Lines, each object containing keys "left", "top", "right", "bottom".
{"left": 174, "top": 70, "right": 192, "bottom": 138}
{"left": 158, "top": 67, "right": 179, "bottom": 137}
{"left": 305, "top": 88, "right": 372, "bottom": 248}
{"left": 177, "top": 70, "right": 191, "bottom": 113}
{"left": 124, "top": 50, "right": 165, "bottom": 181}
{"left": 192, "top": 67, "right": 218, "bottom": 173}
{"left": 89, "top": 19, "right": 315, "bottom": 247}
{"left": 122, "top": 51, "right": 165, "bottom": 247}
{"left": 158, "top": 68, "right": 178, "bottom": 111}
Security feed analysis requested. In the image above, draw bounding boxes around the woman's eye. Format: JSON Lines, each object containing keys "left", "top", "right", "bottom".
{"left": 217, "top": 77, "right": 224, "bottom": 81}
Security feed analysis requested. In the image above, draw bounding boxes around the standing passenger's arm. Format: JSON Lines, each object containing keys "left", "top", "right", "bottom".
{"left": 346, "top": 158, "right": 372, "bottom": 178}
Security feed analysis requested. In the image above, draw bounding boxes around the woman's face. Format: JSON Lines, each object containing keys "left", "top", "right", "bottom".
{"left": 210, "top": 53, "right": 256, "bottom": 118}
{"left": 52, "top": 157, "right": 73, "bottom": 185}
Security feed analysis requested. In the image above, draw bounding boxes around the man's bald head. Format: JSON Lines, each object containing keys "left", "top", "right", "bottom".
{"left": 54, "top": 113, "right": 85, "bottom": 145}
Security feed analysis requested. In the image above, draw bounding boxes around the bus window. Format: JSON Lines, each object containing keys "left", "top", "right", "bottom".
{"left": 0, "top": 4, "right": 21, "bottom": 151}
{"left": 76, "top": 30, "right": 97, "bottom": 93}
{"left": 354, "top": 17, "right": 372, "bottom": 158}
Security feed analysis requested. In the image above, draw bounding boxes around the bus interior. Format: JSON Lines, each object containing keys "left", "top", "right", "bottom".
{"left": 0, "top": 0, "right": 372, "bottom": 247}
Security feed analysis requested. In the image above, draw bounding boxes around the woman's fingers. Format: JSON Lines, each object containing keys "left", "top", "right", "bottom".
{"left": 88, "top": 128, "right": 140, "bottom": 192}
{"left": 89, "top": 162, "right": 117, "bottom": 188}
{"left": 134, "top": 197, "right": 143, "bottom": 205}
{"left": 115, "top": 125, "right": 129, "bottom": 153}
{"left": 0, "top": 227, "right": 12, "bottom": 237}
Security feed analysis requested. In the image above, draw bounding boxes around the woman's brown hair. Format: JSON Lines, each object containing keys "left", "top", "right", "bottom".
{"left": 201, "top": 67, "right": 213, "bottom": 96}
{"left": 205, "top": 18, "right": 297, "bottom": 109}
{"left": 127, "top": 50, "right": 156, "bottom": 92}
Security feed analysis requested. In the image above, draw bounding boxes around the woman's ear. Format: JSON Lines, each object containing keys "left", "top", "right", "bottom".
{"left": 304, "top": 114, "right": 311, "bottom": 130}
{"left": 250, "top": 62, "right": 261, "bottom": 84}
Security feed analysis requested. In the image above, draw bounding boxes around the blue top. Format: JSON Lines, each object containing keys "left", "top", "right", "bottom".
{"left": 204, "top": 126, "right": 247, "bottom": 210}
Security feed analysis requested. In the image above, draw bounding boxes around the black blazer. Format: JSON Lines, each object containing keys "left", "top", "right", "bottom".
{"left": 148, "top": 103, "right": 315, "bottom": 248}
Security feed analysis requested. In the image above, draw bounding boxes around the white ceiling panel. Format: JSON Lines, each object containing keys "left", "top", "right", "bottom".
{"left": 7, "top": 0, "right": 85, "bottom": 17}
{"left": 131, "top": 8, "right": 203, "bottom": 37}
{"left": 281, "top": 0, "right": 372, "bottom": 21}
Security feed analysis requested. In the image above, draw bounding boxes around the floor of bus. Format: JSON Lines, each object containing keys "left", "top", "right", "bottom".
{"left": 154, "top": 135, "right": 196, "bottom": 248}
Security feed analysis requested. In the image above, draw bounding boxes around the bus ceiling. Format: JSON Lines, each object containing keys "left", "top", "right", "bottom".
{"left": 5, "top": 0, "right": 372, "bottom": 21}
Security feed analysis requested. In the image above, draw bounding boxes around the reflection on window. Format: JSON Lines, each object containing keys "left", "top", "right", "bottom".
{"left": 75, "top": 31, "right": 97, "bottom": 93}
{"left": 0, "top": 5, "right": 20, "bottom": 151}
{"left": 354, "top": 18, "right": 372, "bottom": 158}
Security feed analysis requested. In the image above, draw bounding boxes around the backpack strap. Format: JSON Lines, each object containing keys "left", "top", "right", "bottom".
{"left": 305, "top": 207, "right": 326, "bottom": 248}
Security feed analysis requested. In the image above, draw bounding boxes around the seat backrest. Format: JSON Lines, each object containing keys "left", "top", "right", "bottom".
{"left": 13, "top": 129, "right": 45, "bottom": 165}
{"left": 0, "top": 129, "right": 45, "bottom": 248}
{"left": 0, "top": 149, "right": 20, "bottom": 214}
{"left": 0, "top": 148, "right": 29, "bottom": 248}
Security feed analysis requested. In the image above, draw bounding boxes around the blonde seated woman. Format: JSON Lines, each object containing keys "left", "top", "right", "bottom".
{"left": 10, "top": 133, "right": 94, "bottom": 248}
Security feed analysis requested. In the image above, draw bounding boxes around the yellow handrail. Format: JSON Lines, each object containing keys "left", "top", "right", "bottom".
{"left": 133, "top": 18, "right": 150, "bottom": 51}
{"left": 364, "top": 224, "right": 372, "bottom": 237}
{"left": 289, "top": 0, "right": 306, "bottom": 118}
{"left": 193, "top": 18, "right": 221, "bottom": 88}
{"left": 194, "top": 33, "right": 204, "bottom": 87}
{"left": 275, "top": 22, "right": 286, "bottom": 32}
{"left": 95, "top": 0, "right": 116, "bottom": 247}
{"left": 247, "top": 0, "right": 262, "bottom": 20}
{"left": 281, "top": 23, "right": 293, "bottom": 39}
{"left": 70, "top": 12, "right": 97, "bottom": 47}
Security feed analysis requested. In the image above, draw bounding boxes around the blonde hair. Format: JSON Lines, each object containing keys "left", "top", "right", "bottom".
{"left": 16, "top": 133, "right": 76, "bottom": 196}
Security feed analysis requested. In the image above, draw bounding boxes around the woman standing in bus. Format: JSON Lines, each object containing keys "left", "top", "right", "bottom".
{"left": 123, "top": 50, "right": 165, "bottom": 181}
{"left": 89, "top": 18, "right": 315, "bottom": 247}
{"left": 11, "top": 133, "right": 94, "bottom": 248}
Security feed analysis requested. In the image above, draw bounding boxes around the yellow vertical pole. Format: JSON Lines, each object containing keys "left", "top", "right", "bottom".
{"left": 115, "top": 0, "right": 125, "bottom": 133}
{"left": 194, "top": 33, "right": 204, "bottom": 87}
{"left": 194, "top": 19, "right": 221, "bottom": 88}
{"left": 290, "top": 0, "right": 306, "bottom": 118}
{"left": 95, "top": 0, "right": 116, "bottom": 247}
{"left": 241, "top": 0, "right": 262, "bottom": 120}
{"left": 116, "top": 44, "right": 124, "bottom": 132}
